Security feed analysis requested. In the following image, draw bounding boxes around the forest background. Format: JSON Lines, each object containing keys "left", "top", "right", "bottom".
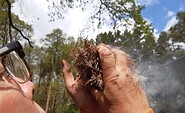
{"left": 0, "top": 0, "right": 185, "bottom": 113}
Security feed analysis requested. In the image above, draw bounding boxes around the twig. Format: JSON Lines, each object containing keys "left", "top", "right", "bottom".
{"left": 5, "top": 0, "right": 33, "bottom": 47}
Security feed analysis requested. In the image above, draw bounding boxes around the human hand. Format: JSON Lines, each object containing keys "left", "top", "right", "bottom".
{"left": 90, "top": 44, "right": 151, "bottom": 113}
{"left": 62, "top": 60, "right": 104, "bottom": 113}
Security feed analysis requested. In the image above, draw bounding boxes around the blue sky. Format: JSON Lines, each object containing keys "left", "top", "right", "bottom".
{"left": 140, "top": 0, "right": 185, "bottom": 35}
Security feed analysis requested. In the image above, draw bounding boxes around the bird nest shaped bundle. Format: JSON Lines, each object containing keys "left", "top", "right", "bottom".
{"left": 71, "top": 40, "right": 104, "bottom": 90}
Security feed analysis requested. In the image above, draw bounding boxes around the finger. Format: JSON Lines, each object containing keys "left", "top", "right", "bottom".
{"left": 98, "top": 43, "right": 112, "bottom": 50}
{"left": 110, "top": 48, "right": 127, "bottom": 69}
{"left": 110, "top": 48, "right": 134, "bottom": 79}
{"left": 96, "top": 45, "right": 117, "bottom": 81}
{"left": 62, "top": 60, "right": 74, "bottom": 89}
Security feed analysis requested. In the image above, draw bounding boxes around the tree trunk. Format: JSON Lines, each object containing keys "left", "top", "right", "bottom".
{"left": 45, "top": 82, "right": 51, "bottom": 113}
{"left": 51, "top": 94, "right": 57, "bottom": 113}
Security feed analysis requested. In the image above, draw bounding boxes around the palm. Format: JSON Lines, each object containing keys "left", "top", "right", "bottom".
{"left": 62, "top": 60, "right": 104, "bottom": 113}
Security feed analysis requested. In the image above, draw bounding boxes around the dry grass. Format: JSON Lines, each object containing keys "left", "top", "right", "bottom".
{"left": 71, "top": 39, "right": 135, "bottom": 90}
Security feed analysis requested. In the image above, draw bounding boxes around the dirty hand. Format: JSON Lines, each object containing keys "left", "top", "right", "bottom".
{"left": 90, "top": 44, "right": 151, "bottom": 113}
{"left": 62, "top": 60, "right": 104, "bottom": 113}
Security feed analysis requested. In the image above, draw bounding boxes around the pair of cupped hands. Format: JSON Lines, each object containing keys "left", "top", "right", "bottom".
{"left": 62, "top": 44, "right": 150, "bottom": 113}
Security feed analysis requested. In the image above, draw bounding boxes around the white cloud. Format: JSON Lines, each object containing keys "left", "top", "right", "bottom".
{"left": 179, "top": 6, "right": 185, "bottom": 11}
{"left": 163, "top": 16, "right": 178, "bottom": 31}
{"left": 12, "top": 0, "right": 113, "bottom": 42}
{"left": 12, "top": 0, "right": 59, "bottom": 43}
{"left": 154, "top": 29, "right": 159, "bottom": 41}
{"left": 174, "top": 42, "right": 185, "bottom": 50}
{"left": 136, "top": 0, "right": 158, "bottom": 6}
{"left": 167, "top": 11, "right": 175, "bottom": 17}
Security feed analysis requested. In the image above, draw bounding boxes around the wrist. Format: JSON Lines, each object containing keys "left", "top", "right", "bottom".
{"left": 80, "top": 105, "right": 104, "bottom": 113}
{"left": 80, "top": 107, "right": 104, "bottom": 113}
{"left": 108, "top": 102, "right": 151, "bottom": 113}
{"left": 147, "top": 108, "right": 154, "bottom": 113}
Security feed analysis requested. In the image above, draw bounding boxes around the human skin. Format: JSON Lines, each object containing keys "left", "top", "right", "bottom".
{"left": 62, "top": 60, "right": 105, "bottom": 113}
{"left": 0, "top": 61, "right": 45, "bottom": 113}
{"left": 0, "top": 59, "right": 102, "bottom": 113}
{"left": 90, "top": 44, "right": 151, "bottom": 113}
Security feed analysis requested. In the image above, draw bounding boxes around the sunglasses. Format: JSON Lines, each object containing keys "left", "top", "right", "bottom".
{"left": 0, "top": 41, "right": 31, "bottom": 83}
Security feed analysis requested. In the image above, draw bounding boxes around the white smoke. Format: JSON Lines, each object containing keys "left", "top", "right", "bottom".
{"left": 137, "top": 57, "right": 185, "bottom": 113}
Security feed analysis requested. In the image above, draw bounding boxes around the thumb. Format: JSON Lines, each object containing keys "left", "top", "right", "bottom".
{"left": 62, "top": 60, "right": 74, "bottom": 90}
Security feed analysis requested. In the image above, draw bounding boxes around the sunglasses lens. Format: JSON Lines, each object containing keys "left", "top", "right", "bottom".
{"left": 3, "top": 51, "right": 30, "bottom": 83}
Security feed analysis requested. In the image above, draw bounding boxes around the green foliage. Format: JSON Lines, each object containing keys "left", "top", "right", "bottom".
{"left": 0, "top": 0, "right": 14, "bottom": 10}
{"left": 155, "top": 11, "right": 185, "bottom": 56}
{"left": 31, "top": 28, "right": 78, "bottom": 113}
{"left": 96, "top": 26, "right": 156, "bottom": 60}
{"left": 155, "top": 31, "right": 170, "bottom": 55}
{"left": 57, "top": 103, "right": 79, "bottom": 113}
{"left": 169, "top": 12, "right": 185, "bottom": 43}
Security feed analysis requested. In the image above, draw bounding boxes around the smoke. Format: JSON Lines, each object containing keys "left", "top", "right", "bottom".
{"left": 137, "top": 57, "right": 185, "bottom": 113}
